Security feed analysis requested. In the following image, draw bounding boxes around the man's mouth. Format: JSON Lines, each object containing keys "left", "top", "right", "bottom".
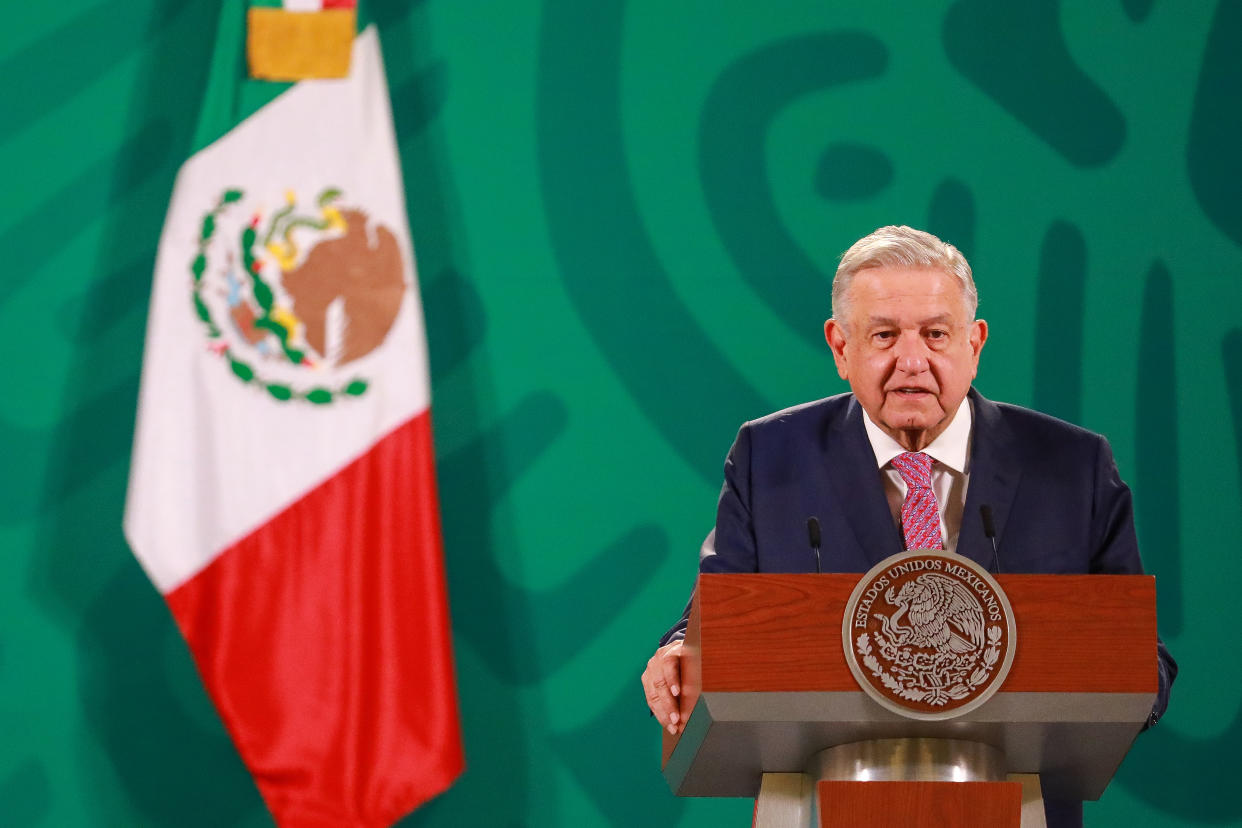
{"left": 890, "top": 387, "right": 933, "bottom": 396}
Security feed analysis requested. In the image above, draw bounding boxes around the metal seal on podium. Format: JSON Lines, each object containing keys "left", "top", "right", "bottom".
{"left": 842, "top": 551, "right": 1017, "bottom": 721}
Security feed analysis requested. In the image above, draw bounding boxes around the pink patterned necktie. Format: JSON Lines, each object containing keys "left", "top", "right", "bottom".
{"left": 891, "top": 451, "right": 943, "bottom": 550}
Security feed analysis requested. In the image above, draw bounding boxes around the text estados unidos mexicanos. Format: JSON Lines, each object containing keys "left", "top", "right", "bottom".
{"left": 853, "top": 558, "right": 1003, "bottom": 628}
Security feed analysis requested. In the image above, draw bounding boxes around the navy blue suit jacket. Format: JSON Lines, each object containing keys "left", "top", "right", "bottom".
{"left": 661, "top": 389, "right": 1176, "bottom": 827}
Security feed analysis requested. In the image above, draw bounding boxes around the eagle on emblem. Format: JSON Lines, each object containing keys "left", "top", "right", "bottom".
{"left": 880, "top": 573, "right": 985, "bottom": 655}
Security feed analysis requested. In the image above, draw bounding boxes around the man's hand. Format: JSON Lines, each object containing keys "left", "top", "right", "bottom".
{"left": 642, "top": 640, "right": 685, "bottom": 734}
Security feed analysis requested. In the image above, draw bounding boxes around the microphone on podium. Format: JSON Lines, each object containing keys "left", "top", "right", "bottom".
{"left": 980, "top": 504, "right": 1001, "bottom": 573}
{"left": 806, "top": 516, "right": 822, "bottom": 574}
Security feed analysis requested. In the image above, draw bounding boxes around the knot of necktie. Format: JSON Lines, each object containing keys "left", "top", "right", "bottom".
{"left": 892, "top": 451, "right": 934, "bottom": 489}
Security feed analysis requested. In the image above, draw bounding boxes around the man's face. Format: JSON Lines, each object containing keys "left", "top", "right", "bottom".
{"left": 824, "top": 266, "right": 987, "bottom": 451}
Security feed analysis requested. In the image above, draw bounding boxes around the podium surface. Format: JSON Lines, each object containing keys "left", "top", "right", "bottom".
{"left": 662, "top": 572, "right": 1157, "bottom": 803}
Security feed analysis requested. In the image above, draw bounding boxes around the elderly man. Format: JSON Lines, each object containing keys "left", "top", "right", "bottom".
{"left": 642, "top": 225, "right": 1176, "bottom": 828}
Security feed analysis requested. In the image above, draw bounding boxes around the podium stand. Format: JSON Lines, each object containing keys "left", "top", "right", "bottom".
{"left": 661, "top": 573, "right": 1158, "bottom": 827}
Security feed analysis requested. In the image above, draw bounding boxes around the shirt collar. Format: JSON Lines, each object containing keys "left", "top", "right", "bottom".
{"left": 861, "top": 395, "right": 973, "bottom": 473}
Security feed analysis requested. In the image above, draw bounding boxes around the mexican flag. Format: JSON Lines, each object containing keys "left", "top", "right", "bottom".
{"left": 123, "top": 3, "right": 463, "bottom": 825}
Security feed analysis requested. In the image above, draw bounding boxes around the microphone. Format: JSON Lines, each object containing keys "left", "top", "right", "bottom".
{"left": 807, "top": 517, "right": 822, "bottom": 574}
{"left": 980, "top": 505, "right": 1000, "bottom": 573}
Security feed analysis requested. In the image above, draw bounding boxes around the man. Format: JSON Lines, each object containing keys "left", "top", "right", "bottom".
{"left": 641, "top": 225, "right": 1176, "bottom": 828}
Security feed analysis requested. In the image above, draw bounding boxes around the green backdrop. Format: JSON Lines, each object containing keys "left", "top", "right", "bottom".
{"left": 2, "top": 1, "right": 1238, "bottom": 825}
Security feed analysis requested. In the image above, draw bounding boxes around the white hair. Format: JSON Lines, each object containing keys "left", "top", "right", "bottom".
{"left": 832, "top": 225, "right": 977, "bottom": 323}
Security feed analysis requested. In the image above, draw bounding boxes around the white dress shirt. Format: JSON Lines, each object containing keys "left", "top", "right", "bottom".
{"left": 861, "top": 397, "right": 973, "bottom": 553}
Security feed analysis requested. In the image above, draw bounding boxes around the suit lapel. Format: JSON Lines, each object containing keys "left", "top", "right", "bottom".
{"left": 825, "top": 396, "right": 904, "bottom": 566}
{"left": 959, "top": 388, "right": 1021, "bottom": 571}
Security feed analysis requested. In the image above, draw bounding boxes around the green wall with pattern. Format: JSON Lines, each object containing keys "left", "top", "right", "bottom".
{"left": 1, "top": 1, "right": 1237, "bottom": 825}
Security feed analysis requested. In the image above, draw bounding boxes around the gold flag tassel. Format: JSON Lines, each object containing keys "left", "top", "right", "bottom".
{"left": 247, "top": 3, "right": 357, "bottom": 81}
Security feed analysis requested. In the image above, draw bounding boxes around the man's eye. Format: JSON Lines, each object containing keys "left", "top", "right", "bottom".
{"left": 874, "top": 331, "right": 895, "bottom": 340}
{"left": 926, "top": 329, "right": 948, "bottom": 340}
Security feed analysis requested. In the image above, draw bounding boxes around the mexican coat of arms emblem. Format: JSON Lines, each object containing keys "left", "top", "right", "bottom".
{"left": 842, "top": 551, "right": 1017, "bottom": 720}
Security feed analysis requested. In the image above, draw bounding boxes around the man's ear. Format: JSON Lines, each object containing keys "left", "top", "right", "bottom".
{"left": 824, "top": 319, "right": 849, "bottom": 380}
{"left": 969, "top": 318, "right": 988, "bottom": 376}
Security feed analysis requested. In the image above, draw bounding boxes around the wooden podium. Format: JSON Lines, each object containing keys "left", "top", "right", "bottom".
{"left": 661, "top": 573, "right": 1158, "bottom": 827}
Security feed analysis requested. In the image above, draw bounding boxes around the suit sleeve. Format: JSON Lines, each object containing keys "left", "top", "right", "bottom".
{"left": 1090, "top": 437, "right": 1178, "bottom": 729}
{"left": 659, "top": 424, "right": 760, "bottom": 644}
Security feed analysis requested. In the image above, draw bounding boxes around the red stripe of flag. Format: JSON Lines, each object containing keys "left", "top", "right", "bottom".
{"left": 166, "top": 411, "right": 463, "bottom": 827}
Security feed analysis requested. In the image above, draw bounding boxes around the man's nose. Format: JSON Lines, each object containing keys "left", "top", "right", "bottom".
{"left": 894, "top": 334, "right": 930, "bottom": 374}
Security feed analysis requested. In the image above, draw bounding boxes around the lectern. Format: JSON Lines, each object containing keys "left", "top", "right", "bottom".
{"left": 661, "top": 570, "right": 1158, "bottom": 828}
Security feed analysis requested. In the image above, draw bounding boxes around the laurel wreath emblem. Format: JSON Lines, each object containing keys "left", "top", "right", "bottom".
{"left": 189, "top": 187, "right": 371, "bottom": 404}
{"left": 856, "top": 626, "right": 1003, "bottom": 707}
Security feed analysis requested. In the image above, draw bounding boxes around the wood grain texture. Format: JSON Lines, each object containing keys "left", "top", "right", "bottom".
{"left": 817, "top": 780, "right": 1021, "bottom": 827}
{"left": 692, "top": 573, "right": 1157, "bottom": 694}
